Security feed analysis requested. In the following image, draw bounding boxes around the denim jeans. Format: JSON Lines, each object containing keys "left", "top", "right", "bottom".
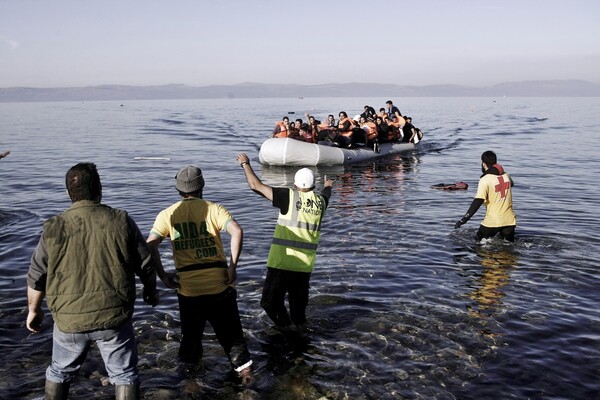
{"left": 46, "top": 320, "right": 139, "bottom": 385}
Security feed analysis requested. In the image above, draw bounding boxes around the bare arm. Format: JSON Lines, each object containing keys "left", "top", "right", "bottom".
{"left": 26, "top": 287, "right": 44, "bottom": 333}
{"left": 146, "top": 233, "right": 179, "bottom": 289}
{"left": 225, "top": 220, "right": 243, "bottom": 285}
{"left": 236, "top": 153, "right": 273, "bottom": 201}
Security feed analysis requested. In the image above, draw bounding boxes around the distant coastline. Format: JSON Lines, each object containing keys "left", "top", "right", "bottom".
{"left": 1, "top": 80, "right": 599, "bottom": 102}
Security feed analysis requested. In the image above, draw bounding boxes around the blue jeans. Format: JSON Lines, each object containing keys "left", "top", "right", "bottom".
{"left": 46, "top": 321, "right": 139, "bottom": 385}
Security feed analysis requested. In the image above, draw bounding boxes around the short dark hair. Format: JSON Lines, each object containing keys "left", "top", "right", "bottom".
{"left": 66, "top": 162, "right": 102, "bottom": 202}
{"left": 481, "top": 151, "right": 497, "bottom": 168}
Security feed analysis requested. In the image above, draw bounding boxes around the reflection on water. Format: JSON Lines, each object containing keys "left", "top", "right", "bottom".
{"left": 466, "top": 246, "right": 518, "bottom": 318}
{"left": 1, "top": 98, "right": 600, "bottom": 399}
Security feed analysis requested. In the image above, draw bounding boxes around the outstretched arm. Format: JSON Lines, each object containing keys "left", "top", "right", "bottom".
{"left": 236, "top": 153, "right": 273, "bottom": 201}
{"left": 454, "top": 198, "right": 484, "bottom": 229}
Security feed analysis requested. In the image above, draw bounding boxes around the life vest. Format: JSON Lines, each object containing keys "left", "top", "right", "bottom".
{"left": 387, "top": 116, "right": 406, "bottom": 128}
{"left": 338, "top": 117, "right": 355, "bottom": 137}
{"left": 299, "top": 130, "right": 314, "bottom": 143}
{"left": 361, "top": 121, "right": 377, "bottom": 140}
{"left": 492, "top": 163, "right": 505, "bottom": 175}
{"left": 267, "top": 189, "right": 326, "bottom": 273}
{"left": 273, "top": 121, "right": 288, "bottom": 138}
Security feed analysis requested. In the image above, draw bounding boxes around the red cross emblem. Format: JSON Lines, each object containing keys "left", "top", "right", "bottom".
{"left": 495, "top": 176, "right": 511, "bottom": 198}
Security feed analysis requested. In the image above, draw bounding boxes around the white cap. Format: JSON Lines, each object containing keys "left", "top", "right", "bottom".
{"left": 294, "top": 168, "right": 315, "bottom": 189}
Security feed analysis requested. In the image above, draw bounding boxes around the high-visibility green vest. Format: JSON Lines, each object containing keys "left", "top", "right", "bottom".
{"left": 267, "top": 189, "right": 326, "bottom": 272}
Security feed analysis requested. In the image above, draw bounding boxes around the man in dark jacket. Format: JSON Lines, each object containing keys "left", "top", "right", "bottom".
{"left": 26, "top": 162, "right": 158, "bottom": 400}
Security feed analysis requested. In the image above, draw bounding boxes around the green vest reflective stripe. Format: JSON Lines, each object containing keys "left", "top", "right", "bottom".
{"left": 267, "top": 189, "right": 326, "bottom": 273}
{"left": 271, "top": 238, "right": 319, "bottom": 250}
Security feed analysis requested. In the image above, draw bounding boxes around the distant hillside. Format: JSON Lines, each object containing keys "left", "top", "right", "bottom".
{"left": 1, "top": 80, "right": 599, "bottom": 102}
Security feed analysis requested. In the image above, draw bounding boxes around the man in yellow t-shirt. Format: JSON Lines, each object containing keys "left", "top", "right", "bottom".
{"left": 455, "top": 151, "right": 517, "bottom": 242}
{"left": 146, "top": 165, "right": 252, "bottom": 380}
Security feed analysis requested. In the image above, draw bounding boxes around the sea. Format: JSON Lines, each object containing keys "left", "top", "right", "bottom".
{"left": 0, "top": 97, "right": 598, "bottom": 400}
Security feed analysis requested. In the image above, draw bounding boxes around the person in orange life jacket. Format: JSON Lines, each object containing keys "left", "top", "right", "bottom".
{"left": 337, "top": 111, "right": 363, "bottom": 148}
{"left": 272, "top": 116, "right": 290, "bottom": 138}
{"left": 236, "top": 153, "right": 334, "bottom": 335}
{"left": 146, "top": 165, "right": 252, "bottom": 380}
{"left": 358, "top": 115, "right": 378, "bottom": 150}
{"left": 316, "top": 114, "right": 339, "bottom": 143}
{"left": 454, "top": 151, "right": 517, "bottom": 242}
{"left": 305, "top": 113, "right": 321, "bottom": 142}
{"left": 375, "top": 116, "right": 391, "bottom": 143}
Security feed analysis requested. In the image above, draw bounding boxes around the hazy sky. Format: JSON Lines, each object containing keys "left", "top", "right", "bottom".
{"left": 1, "top": 0, "right": 599, "bottom": 88}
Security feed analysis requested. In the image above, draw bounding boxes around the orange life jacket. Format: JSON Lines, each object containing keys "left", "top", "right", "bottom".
{"left": 387, "top": 116, "right": 406, "bottom": 128}
{"left": 338, "top": 117, "right": 355, "bottom": 137}
{"left": 361, "top": 121, "right": 377, "bottom": 140}
{"left": 273, "top": 121, "right": 289, "bottom": 138}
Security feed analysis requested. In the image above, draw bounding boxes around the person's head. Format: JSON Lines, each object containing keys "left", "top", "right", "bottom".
{"left": 405, "top": 116, "right": 412, "bottom": 122}
{"left": 376, "top": 116, "right": 383, "bottom": 124}
{"left": 339, "top": 111, "right": 348, "bottom": 119}
{"left": 379, "top": 107, "right": 386, "bottom": 113}
{"left": 282, "top": 116, "right": 289, "bottom": 124}
{"left": 66, "top": 162, "right": 102, "bottom": 202}
{"left": 295, "top": 118, "right": 303, "bottom": 126}
{"left": 364, "top": 105, "right": 370, "bottom": 110}
{"left": 175, "top": 165, "right": 205, "bottom": 197}
{"left": 359, "top": 116, "right": 367, "bottom": 123}
{"left": 308, "top": 115, "right": 315, "bottom": 123}
{"left": 386, "top": 100, "right": 393, "bottom": 107}
{"left": 327, "top": 114, "right": 335, "bottom": 121}
{"left": 294, "top": 168, "right": 315, "bottom": 191}
{"left": 481, "top": 151, "right": 497, "bottom": 168}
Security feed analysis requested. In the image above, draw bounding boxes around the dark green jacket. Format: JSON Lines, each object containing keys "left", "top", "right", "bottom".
{"left": 43, "top": 200, "right": 146, "bottom": 333}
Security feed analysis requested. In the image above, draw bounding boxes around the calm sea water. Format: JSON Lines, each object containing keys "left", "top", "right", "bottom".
{"left": 1, "top": 97, "right": 599, "bottom": 399}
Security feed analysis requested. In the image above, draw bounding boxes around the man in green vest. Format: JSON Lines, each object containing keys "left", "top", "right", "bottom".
{"left": 26, "top": 162, "right": 158, "bottom": 400}
{"left": 236, "top": 153, "right": 334, "bottom": 336}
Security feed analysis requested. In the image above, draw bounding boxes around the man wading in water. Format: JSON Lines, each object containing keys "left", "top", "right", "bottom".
{"left": 454, "top": 150, "right": 517, "bottom": 242}
{"left": 236, "top": 153, "right": 333, "bottom": 337}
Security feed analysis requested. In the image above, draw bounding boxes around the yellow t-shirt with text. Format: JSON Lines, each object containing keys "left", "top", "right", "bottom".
{"left": 151, "top": 198, "right": 233, "bottom": 296}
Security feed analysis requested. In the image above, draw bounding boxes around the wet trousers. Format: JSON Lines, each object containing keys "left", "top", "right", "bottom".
{"left": 477, "top": 225, "right": 516, "bottom": 242}
{"left": 260, "top": 267, "right": 311, "bottom": 327}
{"left": 177, "top": 287, "right": 251, "bottom": 371}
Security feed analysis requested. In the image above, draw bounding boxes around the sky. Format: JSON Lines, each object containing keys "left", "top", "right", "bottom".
{"left": 1, "top": 0, "right": 599, "bottom": 88}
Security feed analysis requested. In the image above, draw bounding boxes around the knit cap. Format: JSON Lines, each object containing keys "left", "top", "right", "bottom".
{"left": 175, "top": 166, "right": 204, "bottom": 193}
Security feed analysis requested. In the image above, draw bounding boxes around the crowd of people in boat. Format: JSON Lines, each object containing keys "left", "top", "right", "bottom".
{"left": 271, "top": 100, "right": 423, "bottom": 152}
